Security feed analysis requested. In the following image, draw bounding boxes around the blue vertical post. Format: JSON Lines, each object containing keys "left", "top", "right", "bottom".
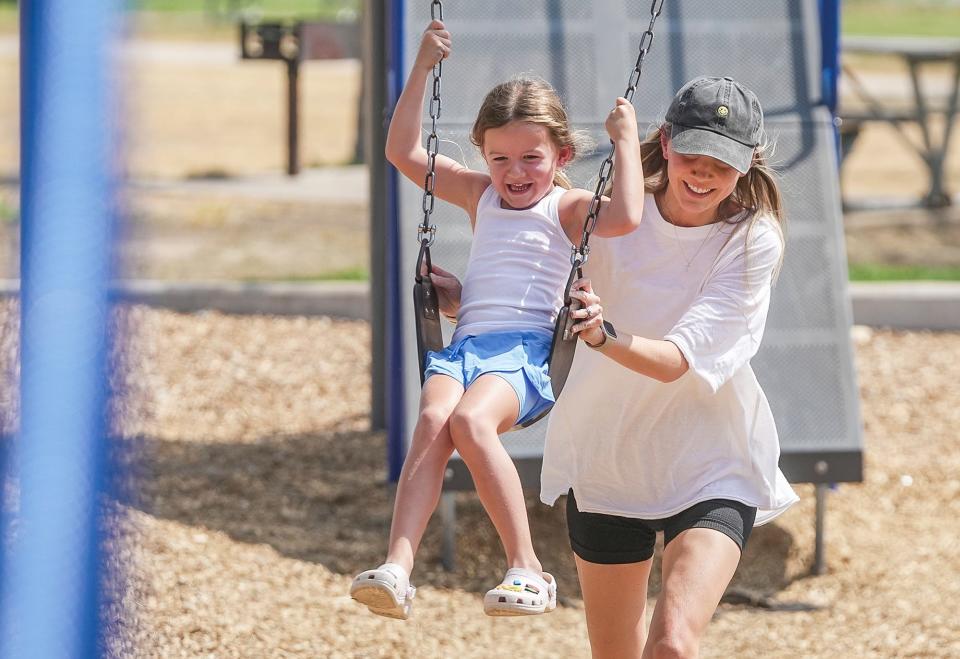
{"left": 819, "top": 0, "right": 842, "bottom": 158}
{"left": 819, "top": 0, "right": 841, "bottom": 115}
{"left": 1, "top": 1, "right": 120, "bottom": 656}
{"left": 386, "top": 0, "right": 406, "bottom": 482}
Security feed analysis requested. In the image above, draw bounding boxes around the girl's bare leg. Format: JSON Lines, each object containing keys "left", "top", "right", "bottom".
{"left": 575, "top": 555, "right": 653, "bottom": 659}
{"left": 446, "top": 374, "right": 539, "bottom": 571}
{"left": 642, "top": 528, "right": 741, "bottom": 658}
{"left": 384, "top": 374, "right": 464, "bottom": 573}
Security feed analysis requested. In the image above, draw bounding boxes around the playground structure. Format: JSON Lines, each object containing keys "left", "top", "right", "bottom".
{"left": 370, "top": 0, "right": 863, "bottom": 572}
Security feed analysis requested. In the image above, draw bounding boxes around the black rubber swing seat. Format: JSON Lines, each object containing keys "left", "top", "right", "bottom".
{"left": 413, "top": 241, "right": 581, "bottom": 430}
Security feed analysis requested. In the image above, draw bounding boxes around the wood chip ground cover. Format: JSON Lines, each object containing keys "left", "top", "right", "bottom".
{"left": 5, "top": 303, "right": 955, "bottom": 657}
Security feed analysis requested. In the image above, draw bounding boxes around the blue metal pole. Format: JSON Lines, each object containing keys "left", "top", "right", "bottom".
{"left": 1, "top": 1, "right": 120, "bottom": 656}
{"left": 819, "top": 0, "right": 842, "bottom": 115}
{"left": 386, "top": 0, "right": 406, "bottom": 482}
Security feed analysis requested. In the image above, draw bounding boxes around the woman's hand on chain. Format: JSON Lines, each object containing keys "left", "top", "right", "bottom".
{"left": 429, "top": 262, "right": 462, "bottom": 320}
{"left": 569, "top": 278, "right": 605, "bottom": 345}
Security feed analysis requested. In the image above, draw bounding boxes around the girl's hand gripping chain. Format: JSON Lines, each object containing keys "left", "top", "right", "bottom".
{"left": 569, "top": 96, "right": 643, "bottom": 236}
{"left": 605, "top": 96, "right": 640, "bottom": 144}
{"left": 415, "top": 19, "right": 451, "bottom": 71}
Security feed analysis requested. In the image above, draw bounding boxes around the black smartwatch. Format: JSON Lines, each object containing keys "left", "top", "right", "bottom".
{"left": 586, "top": 320, "right": 617, "bottom": 349}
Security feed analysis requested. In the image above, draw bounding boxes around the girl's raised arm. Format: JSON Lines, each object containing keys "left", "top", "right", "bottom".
{"left": 559, "top": 97, "right": 645, "bottom": 240}
{"left": 385, "top": 20, "right": 488, "bottom": 216}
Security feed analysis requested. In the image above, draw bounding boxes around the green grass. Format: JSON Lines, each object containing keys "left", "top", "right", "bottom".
{"left": 293, "top": 264, "right": 960, "bottom": 283}
{"left": 0, "top": 2, "right": 360, "bottom": 37}
{"left": 0, "top": 203, "right": 14, "bottom": 225}
{"left": 844, "top": 1, "right": 960, "bottom": 37}
{"left": 313, "top": 267, "right": 368, "bottom": 281}
{"left": 849, "top": 263, "right": 960, "bottom": 281}
{"left": 132, "top": 1, "right": 360, "bottom": 41}
{"left": 2, "top": 2, "right": 959, "bottom": 38}
{"left": 257, "top": 268, "right": 369, "bottom": 282}
{"left": 127, "top": 0, "right": 359, "bottom": 19}
{"left": 0, "top": 6, "right": 15, "bottom": 33}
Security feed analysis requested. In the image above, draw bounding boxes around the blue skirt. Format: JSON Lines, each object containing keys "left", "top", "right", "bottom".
{"left": 424, "top": 329, "right": 555, "bottom": 426}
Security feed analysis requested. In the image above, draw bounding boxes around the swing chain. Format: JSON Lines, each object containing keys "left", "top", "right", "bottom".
{"left": 575, "top": 0, "right": 664, "bottom": 258}
{"left": 419, "top": 0, "right": 444, "bottom": 243}
{"left": 625, "top": 0, "right": 665, "bottom": 102}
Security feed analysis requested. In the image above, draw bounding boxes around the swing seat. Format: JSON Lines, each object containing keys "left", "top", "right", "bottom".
{"left": 512, "top": 276, "right": 580, "bottom": 429}
{"left": 414, "top": 243, "right": 582, "bottom": 430}
{"left": 414, "top": 243, "right": 444, "bottom": 385}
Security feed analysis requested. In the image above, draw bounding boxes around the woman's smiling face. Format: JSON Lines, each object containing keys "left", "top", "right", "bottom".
{"left": 659, "top": 132, "right": 746, "bottom": 226}
{"left": 481, "top": 120, "right": 569, "bottom": 210}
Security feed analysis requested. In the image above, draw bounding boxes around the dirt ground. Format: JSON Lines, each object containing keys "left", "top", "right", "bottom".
{"left": 3, "top": 302, "right": 954, "bottom": 658}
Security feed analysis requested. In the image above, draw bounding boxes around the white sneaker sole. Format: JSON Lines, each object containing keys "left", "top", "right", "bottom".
{"left": 482, "top": 592, "right": 556, "bottom": 617}
{"left": 350, "top": 578, "right": 411, "bottom": 620}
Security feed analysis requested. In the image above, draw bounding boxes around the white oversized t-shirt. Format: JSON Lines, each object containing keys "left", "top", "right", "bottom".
{"left": 540, "top": 193, "right": 799, "bottom": 525}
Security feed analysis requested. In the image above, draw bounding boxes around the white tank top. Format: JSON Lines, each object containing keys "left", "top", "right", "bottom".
{"left": 453, "top": 185, "right": 574, "bottom": 341}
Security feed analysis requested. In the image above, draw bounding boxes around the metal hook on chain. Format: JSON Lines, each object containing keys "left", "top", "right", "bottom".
{"left": 569, "top": 244, "right": 590, "bottom": 268}
{"left": 417, "top": 224, "right": 437, "bottom": 247}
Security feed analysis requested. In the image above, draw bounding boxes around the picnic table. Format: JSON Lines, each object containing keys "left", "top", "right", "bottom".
{"left": 840, "top": 35, "right": 960, "bottom": 207}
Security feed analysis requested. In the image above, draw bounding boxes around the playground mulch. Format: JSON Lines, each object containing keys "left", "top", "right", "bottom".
{"left": 62, "top": 304, "right": 955, "bottom": 658}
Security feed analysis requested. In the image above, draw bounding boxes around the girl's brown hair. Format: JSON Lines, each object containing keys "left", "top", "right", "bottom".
{"left": 471, "top": 77, "right": 591, "bottom": 189}
{"left": 628, "top": 123, "right": 786, "bottom": 277}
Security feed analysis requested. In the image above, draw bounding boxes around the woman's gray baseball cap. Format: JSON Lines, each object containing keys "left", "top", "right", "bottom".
{"left": 665, "top": 76, "right": 763, "bottom": 174}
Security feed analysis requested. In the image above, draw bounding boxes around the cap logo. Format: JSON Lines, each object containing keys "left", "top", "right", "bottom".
{"left": 716, "top": 105, "right": 729, "bottom": 118}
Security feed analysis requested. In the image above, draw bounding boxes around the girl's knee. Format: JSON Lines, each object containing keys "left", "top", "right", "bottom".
{"left": 447, "top": 406, "right": 496, "bottom": 450}
{"left": 416, "top": 404, "right": 452, "bottom": 434}
{"left": 409, "top": 406, "right": 455, "bottom": 460}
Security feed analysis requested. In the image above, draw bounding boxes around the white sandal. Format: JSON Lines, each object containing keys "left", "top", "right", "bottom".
{"left": 483, "top": 567, "right": 557, "bottom": 617}
{"left": 350, "top": 563, "right": 416, "bottom": 620}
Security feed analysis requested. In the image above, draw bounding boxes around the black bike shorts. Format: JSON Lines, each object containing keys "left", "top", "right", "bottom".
{"left": 566, "top": 489, "right": 758, "bottom": 564}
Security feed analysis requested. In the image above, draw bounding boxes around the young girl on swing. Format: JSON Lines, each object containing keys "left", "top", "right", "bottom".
{"left": 350, "top": 19, "right": 644, "bottom": 619}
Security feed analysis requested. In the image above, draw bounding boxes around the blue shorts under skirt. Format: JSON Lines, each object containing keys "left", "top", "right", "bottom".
{"left": 424, "top": 330, "right": 555, "bottom": 426}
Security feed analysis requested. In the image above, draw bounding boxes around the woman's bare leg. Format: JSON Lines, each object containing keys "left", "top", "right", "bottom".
{"left": 384, "top": 374, "right": 464, "bottom": 573}
{"left": 642, "top": 528, "right": 741, "bottom": 658}
{"left": 575, "top": 555, "right": 653, "bottom": 659}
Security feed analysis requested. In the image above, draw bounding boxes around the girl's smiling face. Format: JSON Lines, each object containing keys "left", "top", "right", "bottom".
{"left": 659, "top": 132, "right": 746, "bottom": 226}
{"left": 482, "top": 121, "right": 570, "bottom": 210}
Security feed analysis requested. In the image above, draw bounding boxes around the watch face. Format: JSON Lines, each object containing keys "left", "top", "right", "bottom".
{"left": 603, "top": 320, "right": 617, "bottom": 339}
